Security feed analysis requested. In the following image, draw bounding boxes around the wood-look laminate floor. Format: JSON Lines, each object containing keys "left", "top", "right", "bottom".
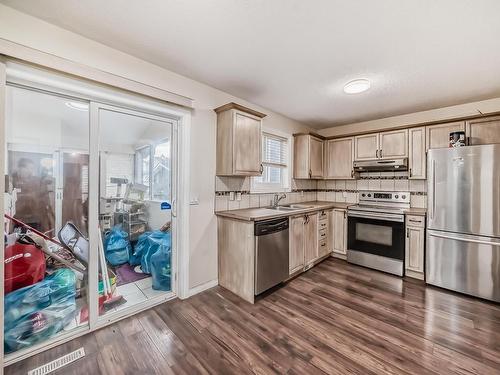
{"left": 6, "top": 258, "right": 500, "bottom": 374}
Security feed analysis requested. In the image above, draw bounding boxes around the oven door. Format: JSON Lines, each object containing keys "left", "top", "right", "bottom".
{"left": 347, "top": 212, "right": 405, "bottom": 261}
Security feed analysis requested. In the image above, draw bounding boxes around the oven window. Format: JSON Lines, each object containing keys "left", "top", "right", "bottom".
{"left": 355, "top": 222, "right": 393, "bottom": 246}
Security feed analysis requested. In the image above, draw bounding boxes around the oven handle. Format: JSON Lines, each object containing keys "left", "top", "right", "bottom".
{"left": 347, "top": 212, "right": 404, "bottom": 222}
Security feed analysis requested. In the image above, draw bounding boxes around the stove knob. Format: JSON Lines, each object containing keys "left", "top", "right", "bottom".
{"left": 367, "top": 194, "right": 371, "bottom": 197}
{"left": 361, "top": 193, "right": 366, "bottom": 197}
{"left": 402, "top": 195, "right": 406, "bottom": 199}
{"left": 395, "top": 195, "right": 399, "bottom": 199}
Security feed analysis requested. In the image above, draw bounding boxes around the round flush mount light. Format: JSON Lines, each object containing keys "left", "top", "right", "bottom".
{"left": 343, "top": 79, "right": 371, "bottom": 94}
{"left": 65, "top": 101, "right": 89, "bottom": 111}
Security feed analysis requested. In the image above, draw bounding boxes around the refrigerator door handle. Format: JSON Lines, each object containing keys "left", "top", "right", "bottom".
{"left": 429, "top": 231, "right": 500, "bottom": 247}
{"left": 429, "top": 159, "right": 436, "bottom": 220}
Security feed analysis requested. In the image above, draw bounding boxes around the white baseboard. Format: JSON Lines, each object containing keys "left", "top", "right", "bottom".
{"left": 185, "top": 279, "right": 218, "bottom": 298}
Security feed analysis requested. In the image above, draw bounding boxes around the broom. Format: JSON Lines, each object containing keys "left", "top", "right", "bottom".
{"left": 98, "top": 229, "right": 126, "bottom": 310}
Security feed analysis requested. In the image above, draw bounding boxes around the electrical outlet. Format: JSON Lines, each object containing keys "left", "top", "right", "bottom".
{"left": 236, "top": 192, "right": 242, "bottom": 201}
{"left": 229, "top": 191, "right": 235, "bottom": 201}
{"left": 301, "top": 190, "right": 304, "bottom": 197}
{"left": 342, "top": 191, "right": 347, "bottom": 198}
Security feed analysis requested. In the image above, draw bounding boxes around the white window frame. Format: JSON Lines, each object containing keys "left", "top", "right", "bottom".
{"left": 251, "top": 128, "right": 292, "bottom": 193}
{"left": 134, "top": 137, "right": 171, "bottom": 202}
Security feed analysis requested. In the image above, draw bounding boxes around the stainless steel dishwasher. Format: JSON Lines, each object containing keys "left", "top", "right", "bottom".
{"left": 254, "top": 217, "right": 289, "bottom": 295}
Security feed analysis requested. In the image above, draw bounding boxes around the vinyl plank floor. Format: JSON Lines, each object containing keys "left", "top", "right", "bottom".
{"left": 5, "top": 258, "right": 500, "bottom": 374}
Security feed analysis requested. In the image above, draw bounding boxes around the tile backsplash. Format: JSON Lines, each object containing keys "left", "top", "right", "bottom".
{"left": 215, "top": 172, "right": 428, "bottom": 212}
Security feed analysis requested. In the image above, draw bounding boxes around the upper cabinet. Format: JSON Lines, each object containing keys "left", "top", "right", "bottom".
{"left": 293, "top": 134, "right": 324, "bottom": 179}
{"left": 325, "top": 137, "right": 355, "bottom": 179}
{"left": 379, "top": 129, "right": 408, "bottom": 159}
{"left": 408, "top": 127, "right": 426, "bottom": 180}
{"left": 354, "top": 133, "right": 378, "bottom": 160}
{"left": 425, "top": 121, "right": 465, "bottom": 150}
{"left": 466, "top": 116, "right": 500, "bottom": 145}
{"left": 354, "top": 129, "right": 408, "bottom": 161}
{"left": 215, "top": 103, "right": 266, "bottom": 176}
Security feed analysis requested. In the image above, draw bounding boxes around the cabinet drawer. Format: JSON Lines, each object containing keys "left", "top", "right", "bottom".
{"left": 319, "top": 229, "right": 328, "bottom": 241}
{"left": 319, "top": 220, "right": 328, "bottom": 230}
{"left": 406, "top": 215, "right": 425, "bottom": 228}
{"left": 319, "top": 239, "right": 328, "bottom": 250}
{"left": 319, "top": 210, "right": 328, "bottom": 220}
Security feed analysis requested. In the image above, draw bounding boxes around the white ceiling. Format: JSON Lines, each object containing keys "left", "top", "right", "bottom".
{"left": 3, "top": 0, "right": 500, "bottom": 128}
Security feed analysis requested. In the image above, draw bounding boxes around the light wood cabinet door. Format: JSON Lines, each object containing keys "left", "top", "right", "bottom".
{"left": 215, "top": 103, "right": 264, "bottom": 176}
{"left": 332, "top": 209, "right": 347, "bottom": 255}
{"left": 304, "top": 213, "right": 319, "bottom": 265}
{"left": 325, "top": 137, "right": 354, "bottom": 179}
{"left": 289, "top": 216, "right": 305, "bottom": 274}
{"left": 309, "top": 137, "right": 324, "bottom": 178}
{"left": 466, "top": 116, "right": 500, "bottom": 145}
{"left": 354, "top": 133, "right": 379, "bottom": 161}
{"left": 379, "top": 129, "right": 408, "bottom": 159}
{"left": 408, "top": 127, "right": 426, "bottom": 179}
{"left": 426, "top": 121, "right": 465, "bottom": 150}
{"left": 293, "top": 134, "right": 310, "bottom": 179}
{"left": 405, "top": 226, "right": 424, "bottom": 274}
{"left": 233, "top": 112, "right": 262, "bottom": 174}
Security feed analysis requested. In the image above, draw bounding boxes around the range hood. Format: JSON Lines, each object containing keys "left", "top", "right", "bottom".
{"left": 353, "top": 158, "right": 408, "bottom": 172}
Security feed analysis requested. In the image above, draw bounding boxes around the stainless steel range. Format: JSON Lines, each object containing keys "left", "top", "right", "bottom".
{"left": 347, "top": 191, "right": 410, "bottom": 276}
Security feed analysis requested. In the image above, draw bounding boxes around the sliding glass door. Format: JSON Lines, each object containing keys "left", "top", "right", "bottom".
{"left": 93, "top": 104, "right": 175, "bottom": 321}
{"left": 3, "top": 86, "right": 90, "bottom": 355}
{"left": 2, "top": 76, "right": 178, "bottom": 363}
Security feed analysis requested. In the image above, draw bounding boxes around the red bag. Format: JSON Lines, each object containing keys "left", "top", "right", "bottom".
{"left": 4, "top": 243, "right": 46, "bottom": 294}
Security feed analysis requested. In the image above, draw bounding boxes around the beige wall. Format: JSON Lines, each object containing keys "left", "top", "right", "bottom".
{"left": 319, "top": 97, "right": 500, "bottom": 137}
{"left": 0, "top": 4, "right": 311, "bottom": 291}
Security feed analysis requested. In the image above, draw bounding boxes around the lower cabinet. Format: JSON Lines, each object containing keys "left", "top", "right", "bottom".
{"left": 289, "top": 215, "right": 306, "bottom": 274}
{"left": 332, "top": 209, "right": 347, "bottom": 258}
{"left": 289, "top": 210, "right": 332, "bottom": 275}
{"left": 405, "top": 215, "right": 425, "bottom": 279}
{"left": 304, "top": 212, "right": 319, "bottom": 266}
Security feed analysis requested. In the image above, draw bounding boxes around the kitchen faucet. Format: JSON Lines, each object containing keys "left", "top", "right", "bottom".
{"left": 272, "top": 193, "right": 287, "bottom": 207}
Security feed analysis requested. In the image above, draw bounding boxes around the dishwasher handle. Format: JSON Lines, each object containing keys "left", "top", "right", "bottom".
{"left": 255, "top": 218, "right": 289, "bottom": 236}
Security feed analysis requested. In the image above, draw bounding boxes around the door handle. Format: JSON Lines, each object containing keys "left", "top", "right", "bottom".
{"left": 429, "top": 231, "right": 500, "bottom": 247}
{"left": 406, "top": 228, "right": 409, "bottom": 238}
{"left": 409, "top": 168, "right": 412, "bottom": 178}
{"left": 380, "top": 149, "right": 382, "bottom": 158}
{"left": 260, "top": 164, "right": 264, "bottom": 174}
{"left": 376, "top": 150, "right": 379, "bottom": 158}
{"left": 309, "top": 169, "right": 312, "bottom": 178}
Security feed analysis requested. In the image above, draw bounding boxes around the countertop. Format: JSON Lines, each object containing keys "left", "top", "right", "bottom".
{"left": 216, "top": 201, "right": 352, "bottom": 221}
{"left": 403, "top": 208, "right": 427, "bottom": 216}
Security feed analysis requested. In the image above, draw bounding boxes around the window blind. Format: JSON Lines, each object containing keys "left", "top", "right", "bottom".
{"left": 262, "top": 133, "right": 287, "bottom": 167}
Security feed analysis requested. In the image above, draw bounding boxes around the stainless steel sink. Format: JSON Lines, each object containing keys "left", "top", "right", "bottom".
{"left": 267, "top": 204, "right": 313, "bottom": 211}
{"left": 267, "top": 206, "right": 298, "bottom": 211}
{"left": 283, "top": 204, "right": 313, "bottom": 209}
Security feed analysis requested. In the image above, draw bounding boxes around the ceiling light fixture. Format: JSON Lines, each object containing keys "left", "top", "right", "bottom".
{"left": 343, "top": 79, "right": 371, "bottom": 94}
{"left": 65, "top": 101, "right": 89, "bottom": 111}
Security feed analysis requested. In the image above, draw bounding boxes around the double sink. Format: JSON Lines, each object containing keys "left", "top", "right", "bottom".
{"left": 267, "top": 204, "right": 313, "bottom": 211}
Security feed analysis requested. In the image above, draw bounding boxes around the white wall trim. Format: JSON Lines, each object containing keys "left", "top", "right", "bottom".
{"left": 176, "top": 111, "right": 192, "bottom": 299}
{"left": 0, "top": 37, "right": 193, "bottom": 108}
{"left": 186, "top": 279, "right": 218, "bottom": 298}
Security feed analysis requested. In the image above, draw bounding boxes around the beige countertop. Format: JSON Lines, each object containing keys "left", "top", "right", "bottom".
{"left": 403, "top": 208, "right": 427, "bottom": 216}
{"left": 216, "top": 201, "right": 352, "bottom": 221}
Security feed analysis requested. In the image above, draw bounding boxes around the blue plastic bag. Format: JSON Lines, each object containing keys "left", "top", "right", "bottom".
{"left": 4, "top": 269, "right": 77, "bottom": 353}
{"left": 150, "top": 231, "right": 171, "bottom": 291}
{"left": 131, "top": 231, "right": 171, "bottom": 290}
{"left": 104, "top": 226, "right": 130, "bottom": 266}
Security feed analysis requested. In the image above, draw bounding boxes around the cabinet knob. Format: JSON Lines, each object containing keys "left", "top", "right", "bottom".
{"left": 309, "top": 169, "right": 312, "bottom": 178}
{"left": 380, "top": 149, "right": 382, "bottom": 158}
{"left": 260, "top": 164, "right": 264, "bottom": 174}
{"left": 409, "top": 168, "right": 412, "bottom": 177}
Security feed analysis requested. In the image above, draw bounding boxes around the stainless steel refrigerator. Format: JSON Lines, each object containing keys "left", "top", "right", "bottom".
{"left": 427, "top": 144, "right": 500, "bottom": 302}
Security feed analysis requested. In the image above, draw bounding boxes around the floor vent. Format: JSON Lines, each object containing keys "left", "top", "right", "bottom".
{"left": 28, "top": 347, "right": 85, "bottom": 375}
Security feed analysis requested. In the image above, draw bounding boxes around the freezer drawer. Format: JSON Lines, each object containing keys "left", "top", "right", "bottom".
{"left": 426, "top": 229, "right": 500, "bottom": 302}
